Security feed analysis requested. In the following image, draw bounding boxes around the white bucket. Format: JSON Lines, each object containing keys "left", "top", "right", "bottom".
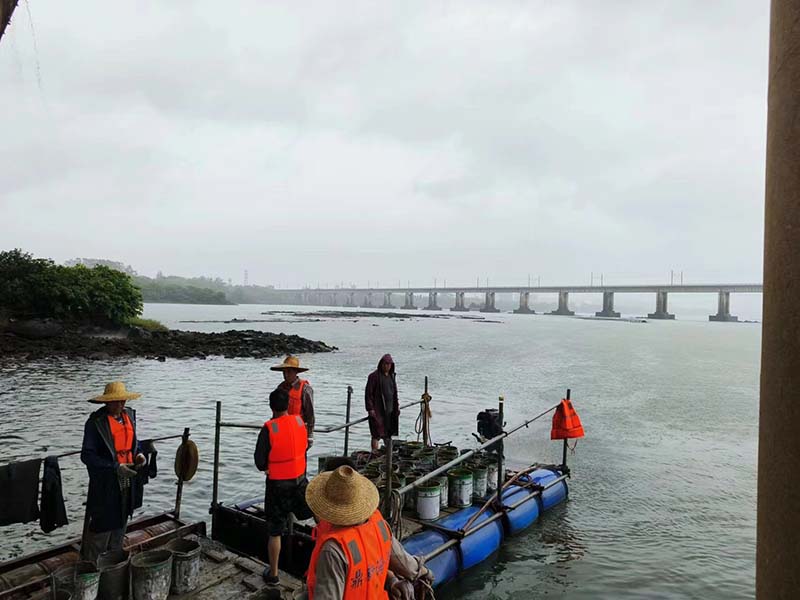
{"left": 434, "top": 475, "right": 449, "bottom": 509}
{"left": 416, "top": 485, "right": 441, "bottom": 521}
{"left": 472, "top": 466, "right": 488, "bottom": 499}
{"left": 486, "top": 462, "right": 498, "bottom": 491}
{"left": 448, "top": 469, "right": 473, "bottom": 508}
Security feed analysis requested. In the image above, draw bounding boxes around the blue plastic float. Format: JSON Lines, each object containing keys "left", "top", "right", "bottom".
{"left": 402, "top": 467, "right": 568, "bottom": 587}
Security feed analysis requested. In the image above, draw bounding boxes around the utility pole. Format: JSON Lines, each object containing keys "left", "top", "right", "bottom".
{"left": 591, "top": 272, "right": 594, "bottom": 286}
{"left": 680, "top": 271, "right": 684, "bottom": 285}
{"left": 601, "top": 273, "right": 604, "bottom": 286}
{"left": 528, "top": 274, "right": 531, "bottom": 287}
{"left": 670, "top": 270, "right": 674, "bottom": 285}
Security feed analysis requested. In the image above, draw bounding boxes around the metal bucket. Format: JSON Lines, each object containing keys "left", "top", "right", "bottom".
{"left": 416, "top": 485, "right": 441, "bottom": 521}
{"left": 75, "top": 562, "right": 100, "bottom": 600}
{"left": 166, "top": 538, "right": 201, "bottom": 595}
{"left": 471, "top": 464, "right": 488, "bottom": 499}
{"left": 448, "top": 469, "right": 473, "bottom": 508}
{"left": 486, "top": 461, "right": 499, "bottom": 491}
{"left": 131, "top": 550, "right": 172, "bottom": 600}
{"left": 434, "top": 475, "right": 449, "bottom": 509}
{"left": 97, "top": 550, "right": 129, "bottom": 600}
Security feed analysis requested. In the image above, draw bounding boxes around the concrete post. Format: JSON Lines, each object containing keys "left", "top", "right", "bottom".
{"left": 514, "top": 291, "right": 535, "bottom": 314}
{"left": 345, "top": 292, "right": 355, "bottom": 307}
{"left": 549, "top": 291, "right": 575, "bottom": 316}
{"left": 647, "top": 291, "right": 675, "bottom": 320}
{"left": 709, "top": 291, "right": 739, "bottom": 322}
{"left": 481, "top": 291, "right": 500, "bottom": 313}
{"left": 425, "top": 291, "right": 442, "bottom": 310}
{"left": 402, "top": 292, "right": 417, "bottom": 309}
{"left": 596, "top": 291, "right": 620, "bottom": 318}
{"left": 361, "top": 292, "right": 373, "bottom": 308}
{"left": 758, "top": 1, "right": 800, "bottom": 595}
{"left": 450, "top": 291, "right": 468, "bottom": 311}
{"left": 381, "top": 292, "right": 394, "bottom": 309}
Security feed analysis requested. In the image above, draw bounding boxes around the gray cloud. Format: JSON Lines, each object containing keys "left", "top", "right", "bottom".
{"left": 0, "top": 1, "right": 768, "bottom": 289}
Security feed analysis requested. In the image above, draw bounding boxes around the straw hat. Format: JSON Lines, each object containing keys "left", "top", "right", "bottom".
{"left": 305, "top": 466, "right": 380, "bottom": 526}
{"left": 270, "top": 355, "right": 308, "bottom": 372}
{"left": 89, "top": 381, "right": 141, "bottom": 403}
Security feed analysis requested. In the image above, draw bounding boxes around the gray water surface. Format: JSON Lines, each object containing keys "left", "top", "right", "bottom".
{"left": 0, "top": 304, "right": 759, "bottom": 599}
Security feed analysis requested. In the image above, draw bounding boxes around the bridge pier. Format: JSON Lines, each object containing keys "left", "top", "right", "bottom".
{"left": 549, "top": 291, "right": 575, "bottom": 316}
{"left": 648, "top": 291, "right": 675, "bottom": 319}
{"left": 450, "top": 291, "right": 469, "bottom": 311}
{"left": 361, "top": 292, "right": 374, "bottom": 308}
{"left": 344, "top": 292, "right": 356, "bottom": 307}
{"left": 424, "top": 291, "right": 442, "bottom": 310}
{"left": 709, "top": 291, "right": 738, "bottom": 322}
{"left": 402, "top": 292, "right": 417, "bottom": 309}
{"left": 595, "top": 291, "right": 620, "bottom": 318}
{"left": 513, "top": 291, "right": 535, "bottom": 314}
{"left": 382, "top": 292, "right": 395, "bottom": 309}
{"left": 481, "top": 291, "right": 500, "bottom": 313}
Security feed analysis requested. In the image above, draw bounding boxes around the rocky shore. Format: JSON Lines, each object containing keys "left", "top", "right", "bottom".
{"left": 0, "top": 320, "right": 336, "bottom": 361}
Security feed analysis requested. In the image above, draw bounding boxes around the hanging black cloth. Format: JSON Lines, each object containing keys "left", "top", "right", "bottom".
{"left": 132, "top": 440, "right": 158, "bottom": 510}
{"left": 40, "top": 456, "right": 69, "bottom": 533}
{"left": 0, "top": 458, "right": 42, "bottom": 526}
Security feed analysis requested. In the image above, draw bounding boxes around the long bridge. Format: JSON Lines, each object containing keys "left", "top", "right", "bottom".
{"left": 273, "top": 283, "right": 762, "bottom": 321}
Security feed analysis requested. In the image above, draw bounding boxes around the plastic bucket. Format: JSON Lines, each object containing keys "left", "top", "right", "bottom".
{"left": 166, "top": 538, "right": 202, "bottom": 595}
{"left": 73, "top": 562, "right": 100, "bottom": 600}
{"left": 416, "top": 485, "right": 441, "bottom": 521}
{"left": 434, "top": 475, "right": 449, "bottom": 509}
{"left": 131, "top": 550, "right": 172, "bottom": 600}
{"left": 486, "top": 462, "right": 499, "bottom": 491}
{"left": 448, "top": 469, "right": 473, "bottom": 508}
{"left": 471, "top": 465, "right": 488, "bottom": 499}
{"left": 97, "top": 550, "right": 130, "bottom": 600}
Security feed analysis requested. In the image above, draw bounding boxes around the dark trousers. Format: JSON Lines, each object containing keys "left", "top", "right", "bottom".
{"left": 80, "top": 523, "right": 128, "bottom": 563}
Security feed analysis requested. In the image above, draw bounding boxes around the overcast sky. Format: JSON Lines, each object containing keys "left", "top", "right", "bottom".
{"left": 1, "top": 1, "right": 769, "bottom": 289}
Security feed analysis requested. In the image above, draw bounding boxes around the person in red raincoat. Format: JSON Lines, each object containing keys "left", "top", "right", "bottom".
{"left": 365, "top": 354, "right": 400, "bottom": 452}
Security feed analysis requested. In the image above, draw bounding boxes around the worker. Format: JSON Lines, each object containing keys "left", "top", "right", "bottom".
{"left": 365, "top": 354, "right": 399, "bottom": 452}
{"left": 271, "top": 355, "right": 315, "bottom": 447}
{"left": 80, "top": 381, "right": 146, "bottom": 563}
{"left": 304, "top": 465, "right": 433, "bottom": 599}
{"left": 254, "top": 387, "right": 313, "bottom": 584}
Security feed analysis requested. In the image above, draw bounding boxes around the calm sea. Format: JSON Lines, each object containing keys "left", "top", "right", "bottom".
{"left": 0, "top": 303, "right": 760, "bottom": 599}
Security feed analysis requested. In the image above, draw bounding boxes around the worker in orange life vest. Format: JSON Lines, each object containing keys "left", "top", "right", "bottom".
{"left": 304, "top": 466, "right": 433, "bottom": 600}
{"left": 254, "top": 387, "right": 313, "bottom": 584}
{"left": 80, "top": 382, "right": 147, "bottom": 563}
{"left": 271, "top": 355, "right": 315, "bottom": 447}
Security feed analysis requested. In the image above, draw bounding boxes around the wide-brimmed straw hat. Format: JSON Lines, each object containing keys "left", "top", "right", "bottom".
{"left": 305, "top": 466, "right": 380, "bottom": 526}
{"left": 89, "top": 381, "right": 141, "bottom": 403}
{"left": 270, "top": 355, "right": 308, "bottom": 372}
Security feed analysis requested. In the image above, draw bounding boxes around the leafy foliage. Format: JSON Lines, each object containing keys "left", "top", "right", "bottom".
{"left": 0, "top": 249, "right": 143, "bottom": 324}
{"left": 133, "top": 277, "right": 233, "bottom": 305}
{"left": 125, "top": 317, "right": 169, "bottom": 332}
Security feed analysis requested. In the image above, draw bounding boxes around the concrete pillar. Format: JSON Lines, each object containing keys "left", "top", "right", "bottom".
{"left": 480, "top": 291, "right": 500, "bottom": 313}
{"left": 647, "top": 291, "right": 675, "bottom": 320}
{"left": 425, "top": 291, "right": 442, "bottom": 310}
{"left": 595, "top": 291, "right": 620, "bottom": 318}
{"left": 514, "top": 291, "right": 535, "bottom": 314}
{"left": 361, "top": 292, "right": 373, "bottom": 308}
{"left": 450, "top": 291, "right": 468, "bottom": 311}
{"left": 549, "top": 291, "right": 575, "bottom": 316}
{"left": 381, "top": 292, "right": 394, "bottom": 309}
{"left": 758, "top": 1, "right": 800, "bottom": 595}
{"left": 709, "top": 291, "right": 738, "bottom": 322}
{"left": 345, "top": 292, "right": 356, "bottom": 307}
{"left": 401, "top": 292, "right": 417, "bottom": 309}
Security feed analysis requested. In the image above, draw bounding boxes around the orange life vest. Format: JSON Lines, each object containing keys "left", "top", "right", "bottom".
{"left": 288, "top": 379, "right": 308, "bottom": 416}
{"left": 107, "top": 412, "right": 134, "bottom": 464}
{"left": 307, "top": 510, "right": 392, "bottom": 600}
{"left": 550, "top": 398, "right": 585, "bottom": 440}
{"left": 266, "top": 414, "right": 307, "bottom": 480}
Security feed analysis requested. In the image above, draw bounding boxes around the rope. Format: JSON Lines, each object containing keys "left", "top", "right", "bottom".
{"left": 415, "top": 392, "right": 433, "bottom": 445}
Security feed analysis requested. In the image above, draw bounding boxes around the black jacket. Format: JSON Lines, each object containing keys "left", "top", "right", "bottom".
{"left": 80, "top": 406, "right": 141, "bottom": 533}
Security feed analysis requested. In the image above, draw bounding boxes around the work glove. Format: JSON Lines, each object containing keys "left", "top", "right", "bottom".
{"left": 307, "top": 436, "right": 314, "bottom": 449}
{"left": 388, "top": 576, "right": 414, "bottom": 600}
{"left": 134, "top": 454, "right": 147, "bottom": 468}
{"left": 117, "top": 464, "right": 138, "bottom": 479}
